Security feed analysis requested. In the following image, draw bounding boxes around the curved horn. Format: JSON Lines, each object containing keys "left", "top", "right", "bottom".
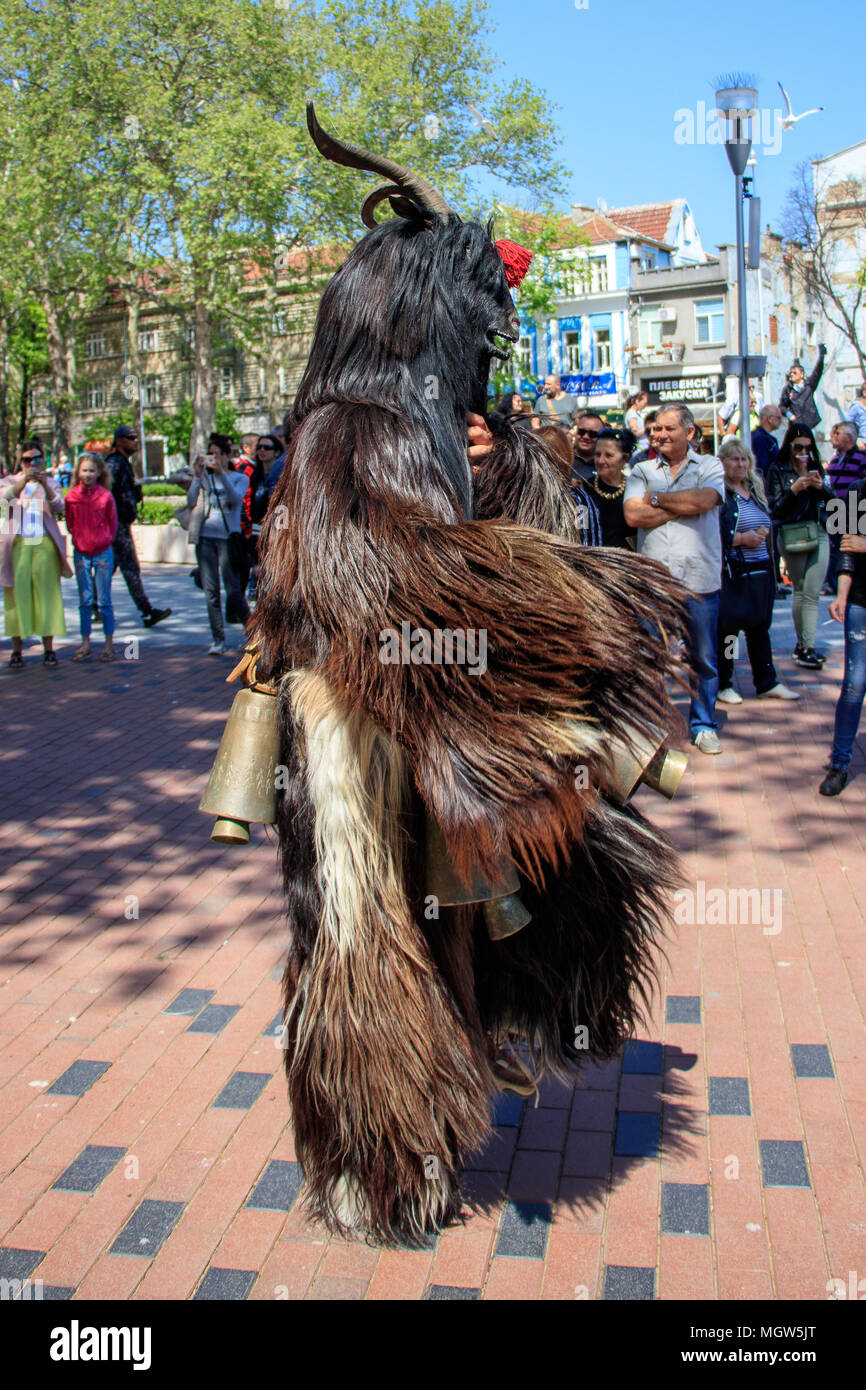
{"left": 307, "top": 103, "right": 455, "bottom": 221}
{"left": 361, "top": 184, "right": 426, "bottom": 229}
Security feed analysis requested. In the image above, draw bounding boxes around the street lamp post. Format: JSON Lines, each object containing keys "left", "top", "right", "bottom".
{"left": 716, "top": 84, "right": 757, "bottom": 449}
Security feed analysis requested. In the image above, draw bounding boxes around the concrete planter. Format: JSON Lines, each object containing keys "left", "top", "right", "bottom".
{"left": 130, "top": 522, "right": 197, "bottom": 564}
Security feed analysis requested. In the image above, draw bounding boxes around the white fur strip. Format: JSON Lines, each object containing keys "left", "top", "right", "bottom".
{"left": 287, "top": 669, "right": 410, "bottom": 956}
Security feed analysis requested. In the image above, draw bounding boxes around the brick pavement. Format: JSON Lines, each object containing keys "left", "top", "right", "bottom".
{"left": 1, "top": 568, "right": 865, "bottom": 1301}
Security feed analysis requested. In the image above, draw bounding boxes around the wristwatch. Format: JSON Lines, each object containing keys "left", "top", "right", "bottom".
{"left": 651, "top": 492, "right": 661, "bottom": 508}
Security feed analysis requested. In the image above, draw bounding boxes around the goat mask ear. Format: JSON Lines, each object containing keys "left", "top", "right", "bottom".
{"left": 495, "top": 239, "right": 533, "bottom": 289}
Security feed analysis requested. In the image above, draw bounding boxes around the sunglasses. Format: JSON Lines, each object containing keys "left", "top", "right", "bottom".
{"left": 577, "top": 428, "right": 601, "bottom": 437}
{"left": 22, "top": 455, "right": 44, "bottom": 465}
{"left": 257, "top": 443, "right": 276, "bottom": 450}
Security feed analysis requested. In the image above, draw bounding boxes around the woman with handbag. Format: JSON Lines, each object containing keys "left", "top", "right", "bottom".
{"left": 716, "top": 438, "right": 799, "bottom": 704}
{"left": 766, "top": 425, "right": 834, "bottom": 670}
{"left": 185, "top": 433, "right": 250, "bottom": 655}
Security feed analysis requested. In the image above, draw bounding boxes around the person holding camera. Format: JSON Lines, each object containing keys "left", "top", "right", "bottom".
{"left": 778, "top": 345, "right": 826, "bottom": 430}
{"left": 766, "top": 424, "right": 834, "bottom": 670}
{"left": 1, "top": 439, "right": 73, "bottom": 667}
{"left": 186, "top": 432, "right": 250, "bottom": 655}
{"left": 106, "top": 425, "right": 171, "bottom": 629}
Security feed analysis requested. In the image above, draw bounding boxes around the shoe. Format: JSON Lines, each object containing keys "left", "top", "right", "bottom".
{"left": 717, "top": 687, "right": 743, "bottom": 705}
{"left": 43, "top": 650, "right": 58, "bottom": 667}
{"left": 757, "top": 684, "right": 801, "bottom": 700}
{"left": 91, "top": 605, "right": 100, "bottom": 620}
{"left": 795, "top": 648, "right": 823, "bottom": 669}
{"left": 819, "top": 767, "right": 848, "bottom": 797}
{"left": 8, "top": 651, "right": 23, "bottom": 669}
{"left": 775, "top": 585, "right": 790, "bottom": 598}
{"left": 207, "top": 641, "right": 226, "bottom": 655}
{"left": 142, "top": 607, "right": 172, "bottom": 627}
{"left": 693, "top": 729, "right": 723, "bottom": 754}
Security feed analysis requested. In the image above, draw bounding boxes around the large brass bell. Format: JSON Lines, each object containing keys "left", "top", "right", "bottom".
{"left": 198, "top": 687, "right": 280, "bottom": 844}
{"left": 425, "top": 818, "right": 531, "bottom": 941}
{"left": 601, "top": 726, "right": 688, "bottom": 805}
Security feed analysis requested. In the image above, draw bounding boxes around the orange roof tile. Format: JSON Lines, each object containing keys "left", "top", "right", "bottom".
{"left": 605, "top": 202, "right": 676, "bottom": 245}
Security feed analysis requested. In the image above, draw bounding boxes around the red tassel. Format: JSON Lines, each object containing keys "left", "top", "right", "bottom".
{"left": 495, "top": 239, "right": 533, "bottom": 289}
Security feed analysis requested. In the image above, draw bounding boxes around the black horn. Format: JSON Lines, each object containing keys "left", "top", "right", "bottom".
{"left": 306, "top": 103, "right": 455, "bottom": 223}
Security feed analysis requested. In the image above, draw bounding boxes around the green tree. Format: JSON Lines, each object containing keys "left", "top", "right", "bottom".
{"left": 2, "top": 0, "right": 565, "bottom": 460}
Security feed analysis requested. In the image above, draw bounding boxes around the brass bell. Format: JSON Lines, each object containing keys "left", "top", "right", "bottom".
{"left": 425, "top": 818, "right": 531, "bottom": 940}
{"left": 198, "top": 687, "right": 281, "bottom": 844}
{"left": 602, "top": 726, "right": 688, "bottom": 805}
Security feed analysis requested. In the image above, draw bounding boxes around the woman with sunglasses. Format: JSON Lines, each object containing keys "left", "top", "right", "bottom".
{"left": 1, "top": 441, "right": 73, "bottom": 667}
{"left": 766, "top": 424, "right": 834, "bottom": 670}
{"left": 820, "top": 474, "right": 866, "bottom": 795}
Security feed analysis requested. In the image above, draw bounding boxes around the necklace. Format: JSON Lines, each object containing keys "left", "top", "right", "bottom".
{"left": 592, "top": 476, "right": 626, "bottom": 499}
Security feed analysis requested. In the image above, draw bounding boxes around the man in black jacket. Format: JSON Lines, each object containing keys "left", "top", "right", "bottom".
{"left": 820, "top": 477, "right": 866, "bottom": 795}
{"left": 778, "top": 345, "right": 826, "bottom": 429}
{"left": 106, "top": 426, "right": 171, "bottom": 627}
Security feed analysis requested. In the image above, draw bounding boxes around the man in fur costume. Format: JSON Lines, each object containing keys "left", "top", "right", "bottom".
{"left": 246, "top": 105, "right": 688, "bottom": 1247}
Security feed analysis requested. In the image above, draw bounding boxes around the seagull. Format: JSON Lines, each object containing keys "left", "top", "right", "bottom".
{"left": 466, "top": 102, "right": 497, "bottom": 139}
{"left": 777, "top": 82, "right": 823, "bottom": 131}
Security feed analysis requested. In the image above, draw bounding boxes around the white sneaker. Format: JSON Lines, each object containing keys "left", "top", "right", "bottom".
{"left": 716, "top": 687, "right": 743, "bottom": 705}
{"left": 693, "top": 729, "right": 723, "bottom": 754}
{"left": 758, "top": 684, "right": 800, "bottom": 700}
{"left": 207, "top": 641, "right": 225, "bottom": 655}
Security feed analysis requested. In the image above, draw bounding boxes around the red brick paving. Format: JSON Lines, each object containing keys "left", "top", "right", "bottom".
{"left": 2, "top": 610, "right": 865, "bottom": 1301}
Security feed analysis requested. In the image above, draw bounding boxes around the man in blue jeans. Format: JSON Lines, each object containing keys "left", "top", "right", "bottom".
{"left": 625, "top": 404, "right": 725, "bottom": 753}
{"left": 820, "top": 479, "right": 866, "bottom": 795}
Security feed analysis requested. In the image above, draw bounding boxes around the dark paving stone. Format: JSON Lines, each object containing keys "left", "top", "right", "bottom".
{"left": 263, "top": 1011, "right": 284, "bottom": 1039}
{"left": 186, "top": 1004, "right": 239, "bottom": 1034}
{"left": 46, "top": 1061, "right": 110, "bottom": 1097}
{"left": 492, "top": 1092, "right": 525, "bottom": 1127}
{"left": 246, "top": 1160, "right": 303, "bottom": 1213}
{"left": 622, "top": 1040, "right": 663, "bottom": 1075}
{"left": 708, "top": 1077, "right": 751, "bottom": 1117}
{"left": 193, "top": 1267, "right": 256, "bottom": 1300}
{"left": 0, "top": 1248, "right": 45, "bottom": 1280}
{"left": 603, "top": 1265, "right": 655, "bottom": 1300}
{"left": 213, "top": 1072, "right": 271, "bottom": 1110}
{"left": 53, "top": 1145, "right": 126, "bottom": 1193}
{"left": 614, "top": 1112, "right": 660, "bottom": 1157}
{"left": 109, "top": 1200, "right": 185, "bottom": 1257}
{"left": 791, "top": 1044, "right": 834, "bottom": 1079}
{"left": 494, "top": 1201, "right": 551, "bottom": 1259}
{"left": 164, "top": 987, "right": 215, "bottom": 1016}
{"left": 661, "top": 1182, "right": 710, "bottom": 1236}
{"left": 425, "top": 1285, "right": 482, "bottom": 1300}
{"left": 665, "top": 996, "right": 702, "bottom": 1025}
{"left": 760, "top": 1140, "right": 811, "bottom": 1188}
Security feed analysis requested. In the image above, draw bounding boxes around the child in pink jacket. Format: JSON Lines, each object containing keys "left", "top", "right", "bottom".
{"left": 64, "top": 453, "right": 118, "bottom": 661}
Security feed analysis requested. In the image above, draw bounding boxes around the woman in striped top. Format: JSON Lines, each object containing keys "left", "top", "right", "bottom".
{"left": 716, "top": 438, "right": 799, "bottom": 704}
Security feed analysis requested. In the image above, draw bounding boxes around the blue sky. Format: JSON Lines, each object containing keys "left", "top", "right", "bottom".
{"left": 482, "top": 0, "right": 855, "bottom": 251}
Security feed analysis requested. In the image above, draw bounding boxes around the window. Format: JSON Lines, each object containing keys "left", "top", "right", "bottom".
{"left": 138, "top": 327, "right": 160, "bottom": 352}
{"left": 589, "top": 258, "right": 608, "bottom": 294}
{"left": 806, "top": 320, "right": 816, "bottom": 344}
{"left": 85, "top": 331, "right": 107, "bottom": 359}
{"left": 638, "top": 307, "right": 664, "bottom": 351}
{"left": 564, "top": 331, "right": 581, "bottom": 373}
{"left": 273, "top": 310, "right": 288, "bottom": 334}
{"left": 643, "top": 253, "right": 656, "bottom": 272}
{"left": 220, "top": 366, "right": 234, "bottom": 397}
{"left": 517, "top": 334, "right": 534, "bottom": 375}
{"left": 695, "top": 297, "right": 725, "bottom": 345}
{"left": 594, "top": 327, "right": 611, "bottom": 371}
{"left": 141, "top": 375, "right": 162, "bottom": 406}
{"left": 769, "top": 314, "right": 778, "bottom": 346}
{"left": 84, "top": 380, "right": 108, "bottom": 410}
